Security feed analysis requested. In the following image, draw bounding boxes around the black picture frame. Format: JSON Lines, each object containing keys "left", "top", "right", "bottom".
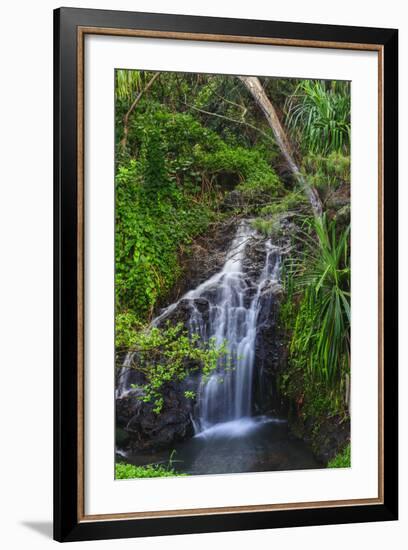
{"left": 54, "top": 7, "right": 398, "bottom": 542}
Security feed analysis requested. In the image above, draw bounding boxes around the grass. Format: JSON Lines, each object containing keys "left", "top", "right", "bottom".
{"left": 259, "top": 190, "right": 307, "bottom": 217}
{"left": 327, "top": 444, "right": 351, "bottom": 468}
{"left": 251, "top": 218, "right": 278, "bottom": 237}
{"left": 115, "top": 462, "right": 187, "bottom": 479}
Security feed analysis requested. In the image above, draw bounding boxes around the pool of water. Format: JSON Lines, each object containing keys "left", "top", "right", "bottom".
{"left": 120, "top": 415, "right": 321, "bottom": 476}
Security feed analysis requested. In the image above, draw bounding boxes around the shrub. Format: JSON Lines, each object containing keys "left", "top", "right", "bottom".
{"left": 115, "top": 311, "right": 142, "bottom": 349}
{"left": 115, "top": 156, "right": 213, "bottom": 324}
{"left": 126, "top": 322, "right": 228, "bottom": 413}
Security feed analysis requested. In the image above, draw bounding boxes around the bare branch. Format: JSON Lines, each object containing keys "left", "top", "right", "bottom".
{"left": 238, "top": 76, "right": 323, "bottom": 218}
{"left": 183, "top": 100, "right": 276, "bottom": 145}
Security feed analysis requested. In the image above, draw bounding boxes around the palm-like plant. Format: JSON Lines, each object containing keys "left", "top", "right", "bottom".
{"left": 288, "top": 215, "right": 350, "bottom": 387}
{"left": 286, "top": 80, "right": 350, "bottom": 156}
{"left": 115, "top": 69, "right": 142, "bottom": 102}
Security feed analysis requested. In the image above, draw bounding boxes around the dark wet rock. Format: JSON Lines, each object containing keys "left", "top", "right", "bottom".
{"left": 261, "top": 279, "right": 283, "bottom": 298}
{"left": 288, "top": 413, "right": 350, "bottom": 465}
{"left": 116, "top": 216, "right": 290, "bottom": 453}
{"left": 242, "top": 239, "right": 265, "bottom": 274}
{"left": 156, "top": 298, "right": 210, "bottom": 329}
{"left": 313, "top": 417, "right": 350, "bottom": 463}
{"left": 335, "top": 204, "right": 351, "bottom": 226}
{"left": 253, "top": 292, "right": 285, "bottom": 415}
{"left": 117, "top": 378, "right": 199, "bottom": 452}
{"left": 326, "top": 194, "right": 349, "bottom": 210}
{"left": 155, "top": 219, "right": 238, "bottom": 309}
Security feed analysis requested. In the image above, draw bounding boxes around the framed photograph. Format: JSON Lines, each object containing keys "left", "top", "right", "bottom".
{"left": 54, "top": 7, "right": 398, "bottom": 542}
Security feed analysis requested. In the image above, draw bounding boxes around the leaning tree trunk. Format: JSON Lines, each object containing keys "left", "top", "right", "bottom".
{"left": 238, "top": 76, "right": 323, "bottom": 218}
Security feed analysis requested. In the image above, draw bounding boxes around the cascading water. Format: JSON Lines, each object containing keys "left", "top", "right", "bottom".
{"left": 117, "top": 221, "right": 281, "bottom": 431}
{"left": 116, "top": 221, "right": 321, "bottom": 474}
{"left": 184, "top": 222, "right": 281, "bottom": 432}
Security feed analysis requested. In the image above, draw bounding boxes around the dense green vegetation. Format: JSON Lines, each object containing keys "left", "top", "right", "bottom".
{"left": 116, "top": 462, "right": 186, "bottom": 479}
{"left": 126, "top": 322, "right": 227, "bottom": 413}
{"left": 294, "top": 216, "right": 350, "bottom": 389}
{"left": 115, "top": 95, "right": 282, "bottom": 333}
{"left": 115, "top": 122, "right": 214, "bottom": 325}
{"left": 278, "top": 81, "right": 351, "bottom": 437}
{"left": 286, "top": 80, "right": 350, "bottom": 156}
{"left": 327, "top": 444, "right": 351, "bottom": 468}
{"left": 280, "top": 215, "right": 350, "bottom": 408}
{"left": 115, "top": 69, "right": 351, "bottom": 468}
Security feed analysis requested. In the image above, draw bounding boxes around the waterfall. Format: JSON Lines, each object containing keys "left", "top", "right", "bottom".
{"left": 116, "top": 351, "right": 135, "bottom": 399}
{"left": 185, "top": 223, "right": 281, "bottom": 431}
{"left": 117, "top": 221, "right": 281, "bottom": 435}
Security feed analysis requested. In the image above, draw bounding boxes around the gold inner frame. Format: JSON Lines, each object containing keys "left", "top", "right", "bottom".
{"left": 76, "top": 26, "right": 384, "bottom": 523}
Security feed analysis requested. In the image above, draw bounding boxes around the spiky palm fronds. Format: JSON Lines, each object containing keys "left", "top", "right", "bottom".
{"left": 115, "top": 69, "right": 142, "bottom": 102}
{"left": 288, "top": 215, "right": 350, "bottom": 387}
{"left": 286, "top": 80, "right": 351, "bottom": 156}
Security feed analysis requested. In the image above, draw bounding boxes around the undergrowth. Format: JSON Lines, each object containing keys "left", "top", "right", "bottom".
{"left": 327, "top": 444, "right": 351, "bottom": 468}
{"left": 115, "top": 462, "right": 187, "bottom": 479}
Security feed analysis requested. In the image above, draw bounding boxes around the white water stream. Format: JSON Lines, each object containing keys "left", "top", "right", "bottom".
{"left": 117, "top": 221, "right": 281, "bottom": 437}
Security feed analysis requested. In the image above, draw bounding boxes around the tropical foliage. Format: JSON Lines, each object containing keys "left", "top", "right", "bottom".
{"left": 115, "top": 101, "right": 283, "bottom": 327}
{"left": 114, "top": 69, "right": 351, "bottom": 468}
{"left": 115, "top": 69, "right": 142, "bottom": 101}
{"left": 275, "top": 78, "right": 351, "bottom": 425}
{"left": 286, "top": 80, "right": 350, "bottom": 156}
{"left": 279, "top": 215, "right": 350, "bottom": 420}
{"left": 289, "top": 215, "right": 350, "bottom": 386}
{"left": 126, "top": 323, "right": 227, "bottom": 414}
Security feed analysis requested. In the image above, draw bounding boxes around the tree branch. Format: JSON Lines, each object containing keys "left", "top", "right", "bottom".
{"left": 120, "top": 72, "right": 160, "bottom": 150}
{"left": 238, "top": 76, "right": 323, "bottom": 218}
{"left": 183, "top": 100, "right": 276, "bottom": 145}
